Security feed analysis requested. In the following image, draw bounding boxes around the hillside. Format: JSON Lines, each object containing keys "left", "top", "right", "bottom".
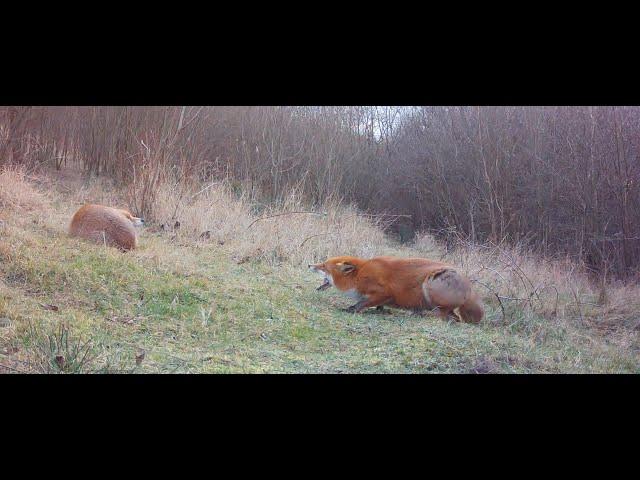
{"left": 0, "top": 167, "right": 638, "bottom": 373}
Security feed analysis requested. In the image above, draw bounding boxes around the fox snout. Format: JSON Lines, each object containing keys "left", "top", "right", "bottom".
{"left": 309, "top": 263, "right": 332, "bottom": 290}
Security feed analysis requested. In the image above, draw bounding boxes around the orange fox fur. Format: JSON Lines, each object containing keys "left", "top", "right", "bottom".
{"left": 69, "top": 204, "right": 144, "bottom": 251}
{"left": 309, "top": 255, "right": 484, "bottom": 324}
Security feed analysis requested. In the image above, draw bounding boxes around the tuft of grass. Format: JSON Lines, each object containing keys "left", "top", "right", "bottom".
{"left": 21, "top": 320, "right": 97, "bottom": 374}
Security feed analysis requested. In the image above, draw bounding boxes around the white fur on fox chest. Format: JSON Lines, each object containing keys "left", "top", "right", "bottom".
{"left": 323, "top": 272, "right": 365, "bottom": 300}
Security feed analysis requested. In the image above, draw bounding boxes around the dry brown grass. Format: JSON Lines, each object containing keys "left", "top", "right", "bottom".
{"left": 412, "top": 232, "right": 640, "bottom": 337}
{"left": 148, "top": 180, "right": 392, "bottom": 266}
{"left": 0, "top": 166, "right": 47, "bottom": 216}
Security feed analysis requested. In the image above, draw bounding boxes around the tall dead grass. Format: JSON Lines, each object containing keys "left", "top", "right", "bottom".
{"left": 0, "top": 166, "right": 47, "bottom": 216}
{"left": 149, "top": 179, "right": 392, "bottom": 265}
{"left": 413, "top": 231, "right": 640, "bottom": 334}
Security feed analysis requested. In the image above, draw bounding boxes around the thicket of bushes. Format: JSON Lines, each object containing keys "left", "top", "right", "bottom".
{"left": 1, "top": 106, "right": 639, "bottom": 278}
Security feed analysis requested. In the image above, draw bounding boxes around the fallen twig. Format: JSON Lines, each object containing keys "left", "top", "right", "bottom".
{"left": 299, "top": 232, "right": 337, "bottom": 248}
{"left": 190, "top": 181, "right": 221, "bottom": 200}
{"left": 246, "top": 211, "right": 327, "bottom": 229}
{"left": 472, "top": 279, "right": 507, "bottom": 323}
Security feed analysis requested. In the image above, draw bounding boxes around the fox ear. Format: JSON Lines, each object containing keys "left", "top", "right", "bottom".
{"left": 337, "top": 262, "right": 356, "bottom": 274}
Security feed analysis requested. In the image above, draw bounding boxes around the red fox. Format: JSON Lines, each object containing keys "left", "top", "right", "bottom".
{"left": 309, "top": 256, "right": 484, "bottom": 324}
{"left": 69, "top": 204, "right": 144, "bottom": 251}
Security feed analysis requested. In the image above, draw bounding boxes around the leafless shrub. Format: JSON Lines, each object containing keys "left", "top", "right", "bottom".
{"left": 2, "top": 105, "right": 640, "bottom": 278}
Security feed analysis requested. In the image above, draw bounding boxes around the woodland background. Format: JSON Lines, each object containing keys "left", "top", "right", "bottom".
{"left": 2, "top": 106, "right": 638, "bottom": 279}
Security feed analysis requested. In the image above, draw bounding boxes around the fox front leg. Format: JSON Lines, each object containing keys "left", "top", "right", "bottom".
{"left": 344, "top": 298, "right": 387, "bottom": 314}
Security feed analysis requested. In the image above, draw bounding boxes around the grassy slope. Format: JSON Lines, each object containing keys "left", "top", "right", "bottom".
{"left": 0, "top": 176, "right": 638, "bottom": 374}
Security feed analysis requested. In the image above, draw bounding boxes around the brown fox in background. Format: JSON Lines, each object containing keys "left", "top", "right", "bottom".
{"left": 309, "top": 256, "right": 484, "bottom": 323}
{"left": 69, "top": 204, "right": 144, "bottom": 251}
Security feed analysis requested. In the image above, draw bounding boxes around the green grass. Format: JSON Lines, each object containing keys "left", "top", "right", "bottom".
{"left": 1, "top": 214, "right": 638, "bottom": 374}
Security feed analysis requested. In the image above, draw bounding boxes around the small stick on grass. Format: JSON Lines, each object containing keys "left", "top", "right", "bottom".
{"left": 246, "top": 211, "right": 327, "bottom": 229}
{"left": 472, "top": 279, "right": 507, "bottom": 323}
{"left": 300, "top": 232, "right": 337, "bottom": 248}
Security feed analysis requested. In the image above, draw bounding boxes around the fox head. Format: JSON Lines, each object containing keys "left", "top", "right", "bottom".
{"left": 308, "top": 256, "right": 362, "bottom": 291}
{"left": 120, "top": 209, "right": 145, "bottom": 227}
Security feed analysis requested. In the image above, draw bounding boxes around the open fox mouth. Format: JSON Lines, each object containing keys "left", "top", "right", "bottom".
{"left": 317, "top": 277, "right": 331, "bottom": 291}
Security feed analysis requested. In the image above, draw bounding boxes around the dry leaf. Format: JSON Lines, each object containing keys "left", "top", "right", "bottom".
{"left": 135, "top": 350, "right": 146, "bottom": 365}
{"left": 55, "top": 355, "right": 65, "bottom": 369}
{"left": 40, "top": 303, "right": 59, "bottom": 312}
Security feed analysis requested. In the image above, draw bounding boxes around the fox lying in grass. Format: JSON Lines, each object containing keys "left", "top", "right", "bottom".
{"left": 309, "top": 256, "right": 484, "bottom": 323}
{"left": 69, "top": 204, "right": 144, "bottom": 252}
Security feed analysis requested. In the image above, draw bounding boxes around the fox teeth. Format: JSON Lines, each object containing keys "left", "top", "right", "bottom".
{"left": 317, "top": 278, "right": 331, "bottom": 291}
